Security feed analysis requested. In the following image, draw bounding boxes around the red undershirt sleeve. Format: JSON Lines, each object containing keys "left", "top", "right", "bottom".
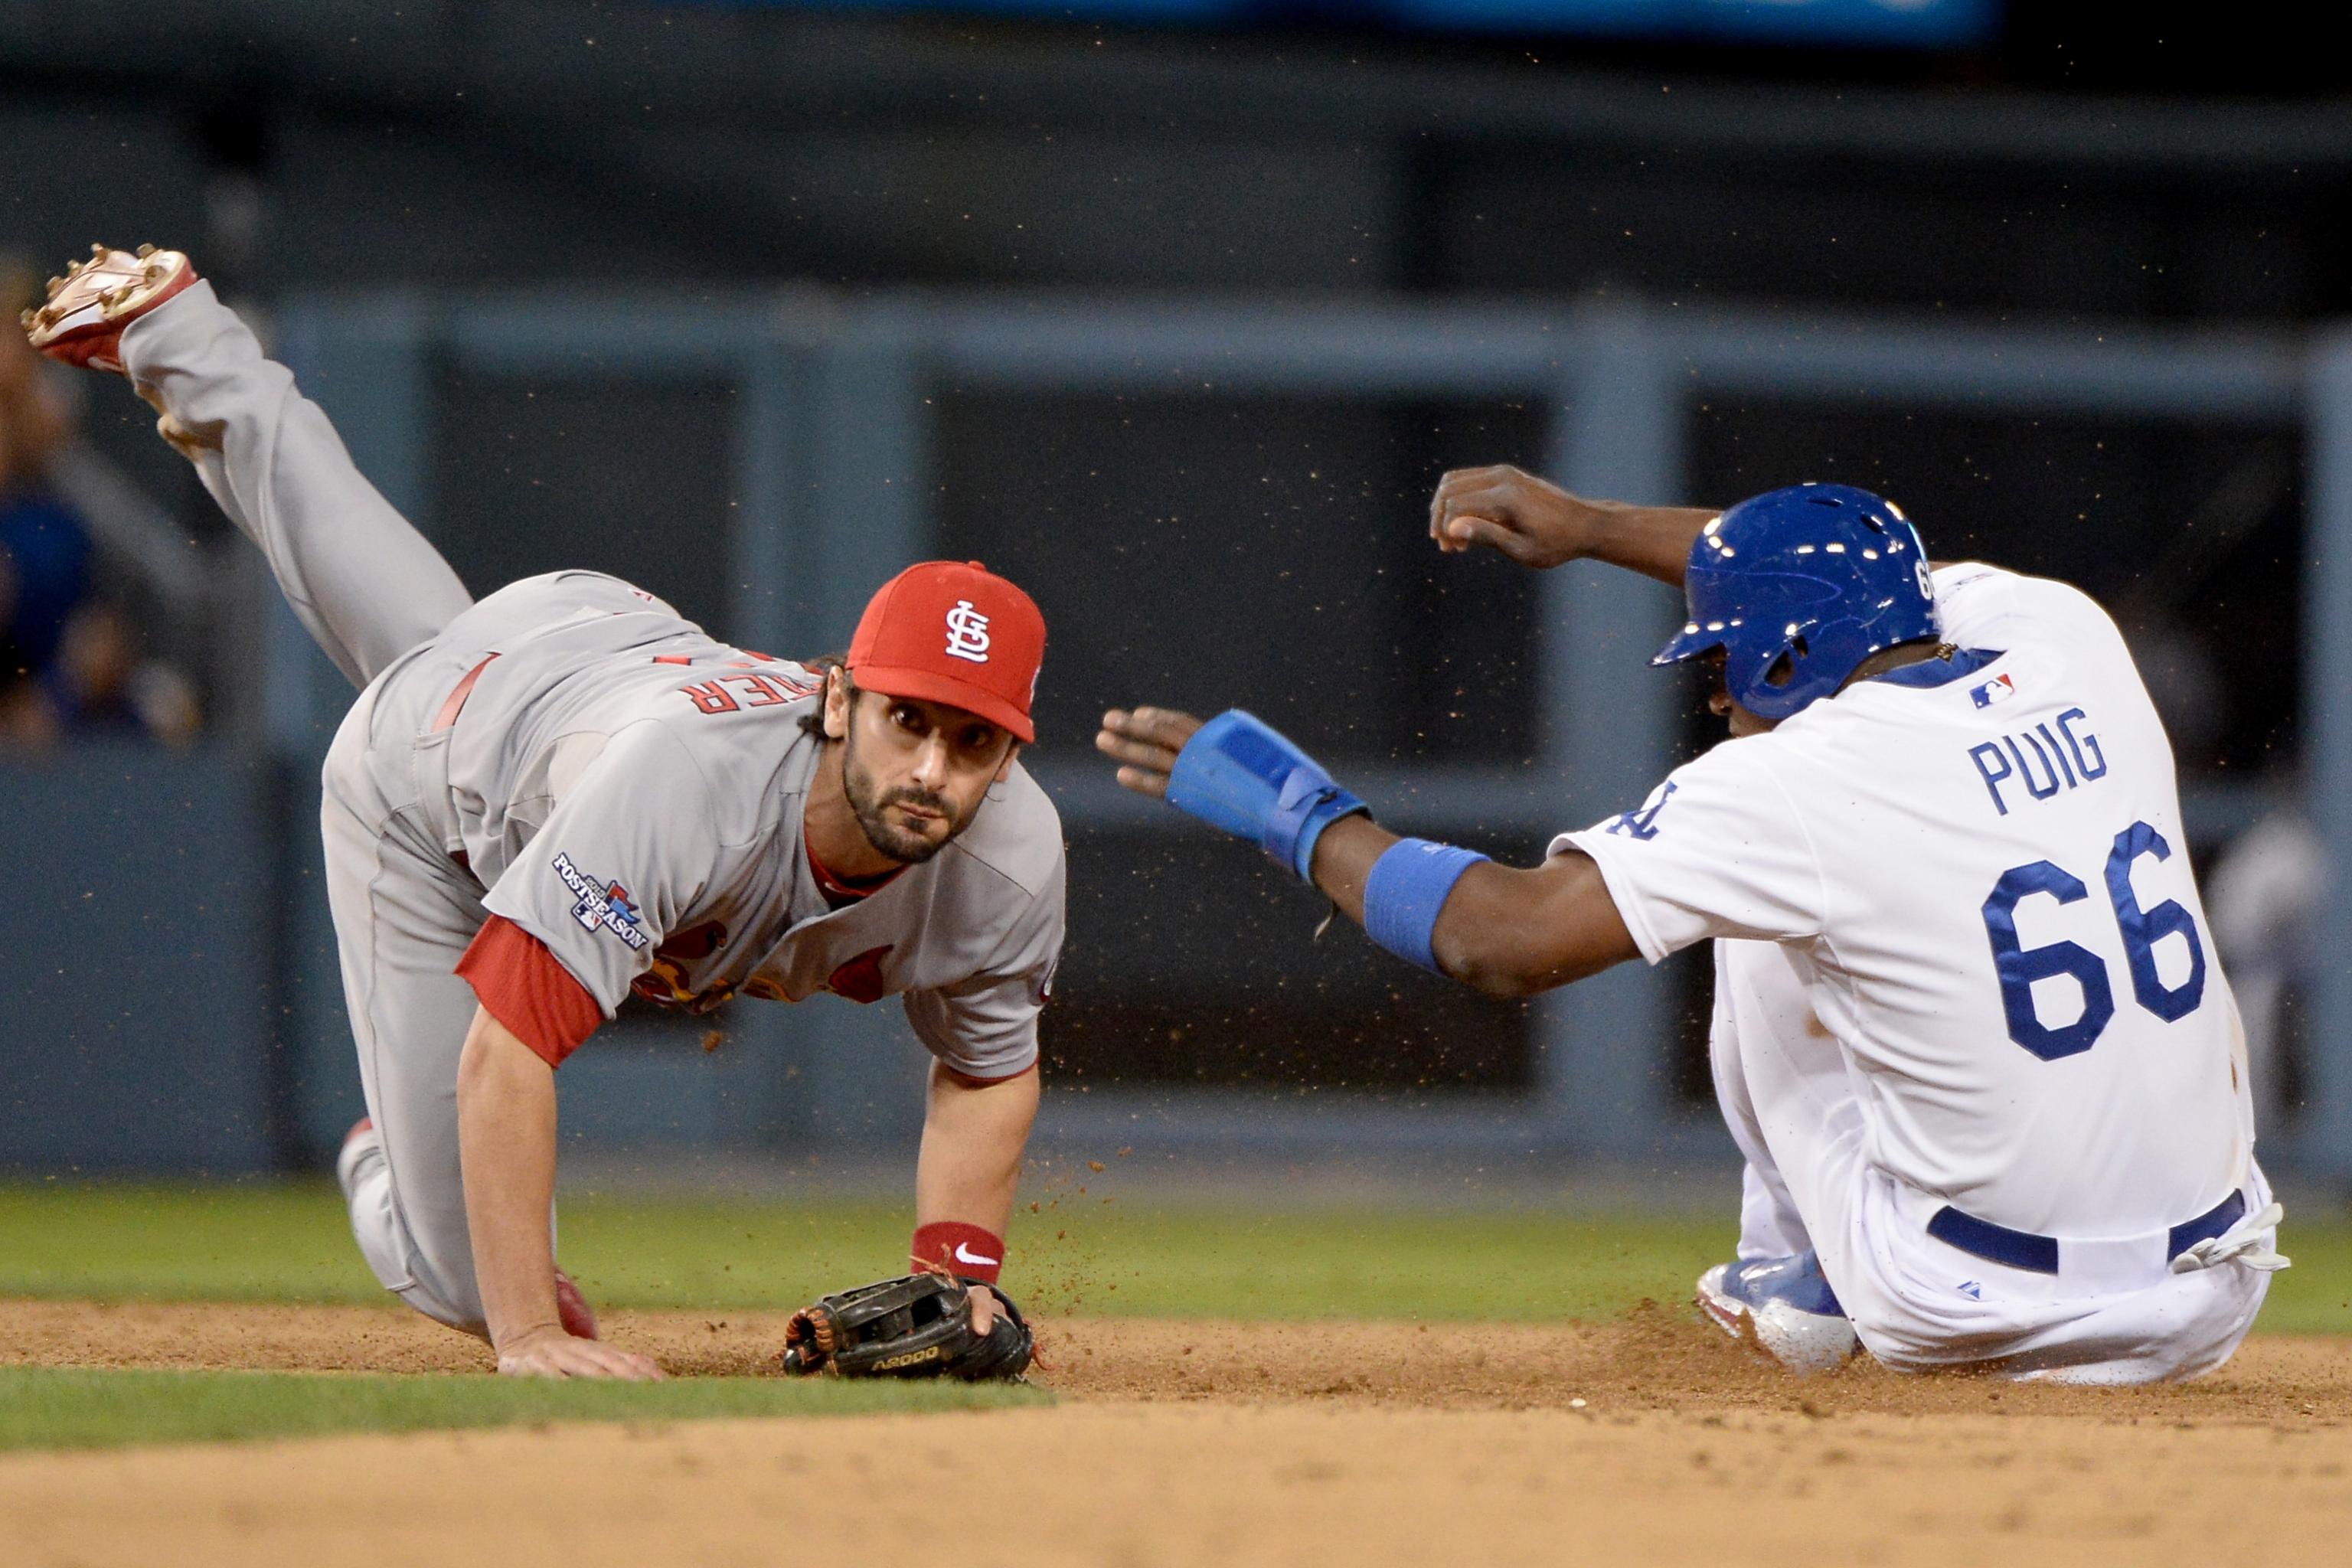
{"left": 456, "top": 915, "right": 606, "bottom": 1067}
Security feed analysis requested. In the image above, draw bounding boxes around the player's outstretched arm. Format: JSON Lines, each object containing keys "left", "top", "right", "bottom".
{"left": 1098, "top": 707, "right": 1638, "bottom": 995}
{"left": 1308, "top": 815, "right": 1638, "bottom": 995}
{"left": 1429, "top": 464, "right": 1717, "bottom": 587}
{"left": 455, "top": 1008, "right": 665, "bottom": 1380}
{"left": 911, "top": 1061, "right": 1040, "bottom": 1334}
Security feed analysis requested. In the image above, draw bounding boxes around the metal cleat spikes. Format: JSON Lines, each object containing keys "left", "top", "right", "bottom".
{"left": 22, "top": 243, "right": 200, "bottom": 372}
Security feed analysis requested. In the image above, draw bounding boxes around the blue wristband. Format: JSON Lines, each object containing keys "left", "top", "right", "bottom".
{"left": 1362, "top": 838, "right": 1490, "bottom": 973}
{"left": 1165, "top": 709, "right": 1368, "bottom": 882}
{"left": 1268, "top": 767, "right": 1369, "bottom": 881}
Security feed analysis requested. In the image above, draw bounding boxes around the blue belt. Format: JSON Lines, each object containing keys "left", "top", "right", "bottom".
{"left": 1926, "top": 1190, "right": 2246, "bottom": 1277}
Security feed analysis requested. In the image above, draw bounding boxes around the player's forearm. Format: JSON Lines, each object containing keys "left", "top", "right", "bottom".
{"left": 1581, "top": 501, "right": 1721, "bottom": 588}
{"left": 1432, "top": 466, "right": 1715, "bottom": 583}
{"left": 1429, "top": 852, "right": 1637, "bottom": 996}
{"left": 454, "top": 1008, "right": 566, "bottom": 1351}
{"left": 1311, "top": 818, "right": 1633, "bottom": 996}
{"left": 1306, "top": 812, "right": 1401, "bottom": 925}
{"left": 915, "top": 1062, "right": 1040, "bottom": 1244}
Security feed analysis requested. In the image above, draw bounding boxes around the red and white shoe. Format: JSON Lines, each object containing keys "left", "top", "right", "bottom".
{"left": 554, "top": 1266, "right": 602, "bottom": 1341}
{"left": 21, "top": 243, "right": 201, "bottom": 374}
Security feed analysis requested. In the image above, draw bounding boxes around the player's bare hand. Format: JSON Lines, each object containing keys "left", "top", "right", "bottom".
{"left": 495, "top": 1325, "right": 666, "bottom": 1380}
{"left": 971, "top": 1285, "right": 1002, "bottom": 1335}
{"left": 1096, "top": 707, "right": 1204, "bottom": 799}
{"left": 1427, "top": 464, "right": 1597, "bottom": 568}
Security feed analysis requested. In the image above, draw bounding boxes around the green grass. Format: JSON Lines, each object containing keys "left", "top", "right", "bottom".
{"left": 0, "top": 1180, "right": 1736, "bottom": 1320}
{"left": 3, "top": 1179, "right": 2342, "bottom": 1329}
{"left": 0, "top": 1181, "right": 387, "bottom": 1305}
{"left": 0, "top": 1181, "right": 2343, "bottom": 1452}
{"left": 0, "top": 1366, "right": 1044, "bottom": 1452}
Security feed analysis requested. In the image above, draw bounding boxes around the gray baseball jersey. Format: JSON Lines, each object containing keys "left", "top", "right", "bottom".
{"left": 119, "top": 279, "right": 1061, "bottom": 1337}
{"left": 416, "top": 570, "right": 1065, "bottom": 1076}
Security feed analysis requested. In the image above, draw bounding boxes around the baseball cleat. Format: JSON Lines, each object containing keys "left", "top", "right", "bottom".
{"left": 1696, "top": 1250, "right": 1860, "bottom": 1375}
{"left": 21, "top": 243, "right": 200, "bottom": 374}
{"left": 554, "top": 1266, "right": 601, "bottom": 1341}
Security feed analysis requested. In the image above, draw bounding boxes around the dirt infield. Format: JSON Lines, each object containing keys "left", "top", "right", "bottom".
{"left": 3, "top": 1299, "right": 2349, "bottom": 1566}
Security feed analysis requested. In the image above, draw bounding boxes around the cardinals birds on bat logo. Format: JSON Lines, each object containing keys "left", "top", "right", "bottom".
{"left": 943, "top": 599, "right": 993, "bottom": 664}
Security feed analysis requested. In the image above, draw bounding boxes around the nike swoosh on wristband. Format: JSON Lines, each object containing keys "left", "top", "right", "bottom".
{"left": 954, "top": 1242, "right": 1001, "bottom": 1267}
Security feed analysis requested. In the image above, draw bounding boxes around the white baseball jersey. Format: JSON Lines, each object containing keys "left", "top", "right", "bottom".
{"left": 1562, "top": 564, "right": 2249, "bottom": 1236}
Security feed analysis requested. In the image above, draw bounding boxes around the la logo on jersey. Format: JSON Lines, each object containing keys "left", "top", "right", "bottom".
{"left": 552, "top": 852, "right": 650, "bottom": 952}
{"left": 1970, "top": 673, "right": 2017, "bottom": 709}
{"left": 1606, "top": 780, "right": 1678, "bottom": 841}
{"left": 943, "top": 599, "right": 992, "bottom": 664}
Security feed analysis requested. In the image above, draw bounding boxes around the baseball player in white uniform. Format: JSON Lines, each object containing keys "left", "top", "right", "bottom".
{"left": 28, "top": 248, "right": 1064, "bottom": 1379}
{"left": 1099, "top": 466, "right": 2286, "bottom": 1383}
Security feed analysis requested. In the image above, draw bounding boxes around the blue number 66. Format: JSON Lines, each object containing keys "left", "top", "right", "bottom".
{"left": 1979, "top": 820, "right": 2207, "bottom": 1061}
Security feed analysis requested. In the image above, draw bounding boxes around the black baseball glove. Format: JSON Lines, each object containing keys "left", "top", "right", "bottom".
{"left": 777, "top": 1272, "right": 1033, "bottom": 1380}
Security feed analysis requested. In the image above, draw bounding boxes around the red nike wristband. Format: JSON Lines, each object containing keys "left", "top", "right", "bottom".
{"left": 911, "top": 1221, "right": 1004, "bottom": 1285}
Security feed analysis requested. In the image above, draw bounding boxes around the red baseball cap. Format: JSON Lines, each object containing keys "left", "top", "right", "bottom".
{"left": 846, "top": 560, "right": 1046, "bottom": 743}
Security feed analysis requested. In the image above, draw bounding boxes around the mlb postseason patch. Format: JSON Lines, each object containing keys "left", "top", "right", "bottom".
{"left": 1968, "top": 673, "right": 2017, "bottom": 709}
{"left": 552, "top": 851, "right": 650, "bottom": 951}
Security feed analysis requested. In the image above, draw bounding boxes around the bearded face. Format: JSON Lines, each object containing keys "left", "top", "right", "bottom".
{"left": 835, "top": 687, "right": 1011, "bottom": 865}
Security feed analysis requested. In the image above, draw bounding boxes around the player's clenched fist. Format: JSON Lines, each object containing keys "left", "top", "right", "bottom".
{"left": 1096, "top": 707, "right": 1204, "bottom": 799}
{"left": 1429, "top": 466, "right": 1721, "bottom": 587}
{"left": 1426, "top": 464, "right": 1598, "bottom": 567}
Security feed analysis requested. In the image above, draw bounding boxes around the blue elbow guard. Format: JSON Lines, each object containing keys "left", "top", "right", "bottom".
{"left": 1165, "top": 709, "right": 1369, "bottom": 881}
{"left": 1364, "top": 838, "right": 1490, "bottom": 973}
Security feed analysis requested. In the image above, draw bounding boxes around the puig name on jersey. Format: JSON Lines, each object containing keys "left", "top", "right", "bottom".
{"left": 1968, "top": 705, "right": 2109, "bottom": 817}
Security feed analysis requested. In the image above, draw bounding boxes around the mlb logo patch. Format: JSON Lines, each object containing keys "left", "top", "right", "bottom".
{"left": 1969, "top": 673, "right": 2017, "bottom": 709}
{"left": 550, "top": 851, "right": 651, "bottom": 952}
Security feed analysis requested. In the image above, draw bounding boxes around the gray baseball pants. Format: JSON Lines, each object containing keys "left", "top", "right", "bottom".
{"left": 126, "top": 283, "right": 508, "bottom": 1335}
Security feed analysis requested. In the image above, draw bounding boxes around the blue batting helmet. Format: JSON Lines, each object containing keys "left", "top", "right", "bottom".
{"left": 1650, "top": 483, "right": 1939, "bottom": 722}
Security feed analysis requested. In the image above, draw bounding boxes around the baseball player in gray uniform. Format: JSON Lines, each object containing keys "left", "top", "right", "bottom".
{"left": 27, "top": 247, "right": 1064, "bottom": 1379}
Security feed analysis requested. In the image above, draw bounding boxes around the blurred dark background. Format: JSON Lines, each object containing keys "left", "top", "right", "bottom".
{"left": 2, "top": 1, "right": 2341, "bottom": 1166}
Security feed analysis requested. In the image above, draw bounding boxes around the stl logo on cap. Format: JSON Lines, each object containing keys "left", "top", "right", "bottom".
{"left": 847, "top": 560, "right": 1046, "bottom": 743}
{"left": 943, "top": 599, "right": 992, "bottom": 664}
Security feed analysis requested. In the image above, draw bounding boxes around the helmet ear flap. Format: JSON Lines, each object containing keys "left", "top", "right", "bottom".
{"left": 1760, "top": 635, "right": 1809, "bottom": 691}
{"left": 1730, "top": 632, "right": 1818, "bottom": 720}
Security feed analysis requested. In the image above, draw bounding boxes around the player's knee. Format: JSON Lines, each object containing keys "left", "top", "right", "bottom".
{"left": 395, "top": 1281, "right": 491, "bottom": 1341}
{"left": 396, "top": 1232, "right": 491, "bottom": 1340}
{"left": 343, "top": 1176, "right": 488, "bottom": 1338}
{"left": 381, "top": 1233, "right": 488, "bottom": 1339}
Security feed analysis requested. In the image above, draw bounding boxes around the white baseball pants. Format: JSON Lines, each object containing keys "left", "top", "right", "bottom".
{"left": 1709, "top": 936, "right": 2273, "bottom": 1383}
